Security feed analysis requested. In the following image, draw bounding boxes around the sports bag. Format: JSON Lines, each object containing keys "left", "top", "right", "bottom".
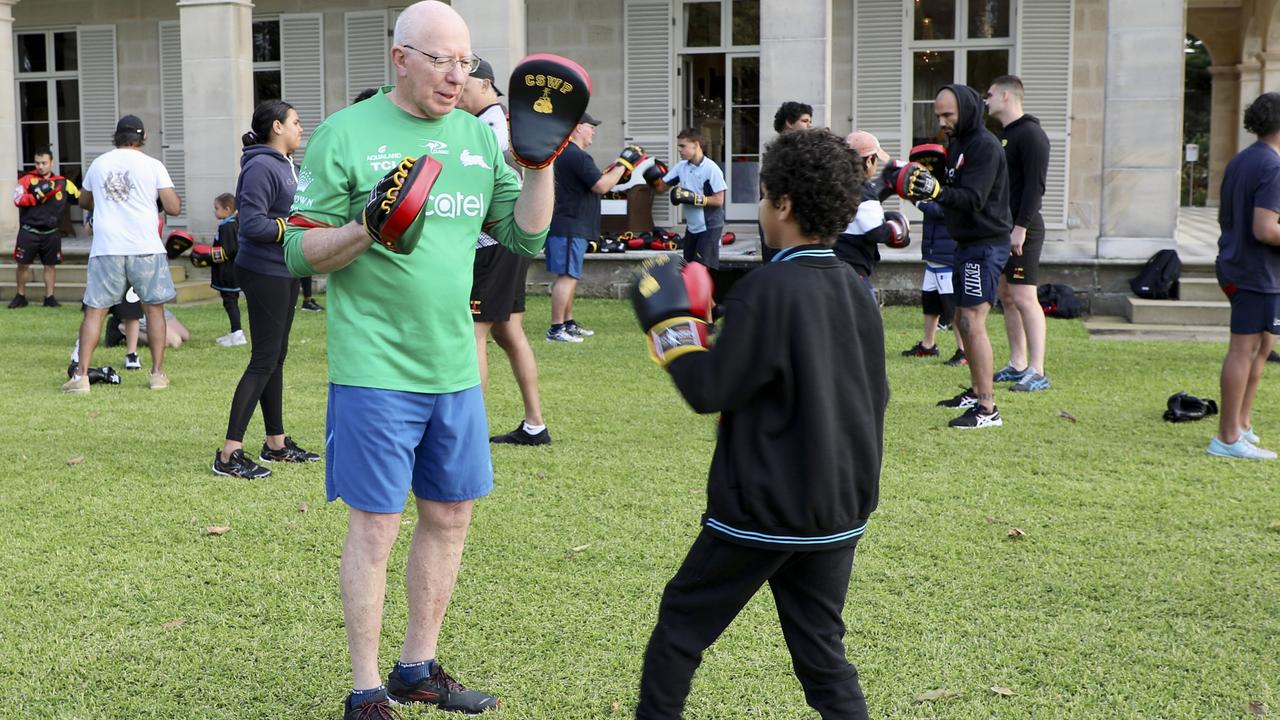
{"left": 1130, "top": 249, "right": 1181, "bottom": 300}
{"left": 1037, "top": 283, "right": 1085, "bottom": 319}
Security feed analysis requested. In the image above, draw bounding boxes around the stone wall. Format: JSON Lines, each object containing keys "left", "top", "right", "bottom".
{"left": 1066, "top": 0, "right": 1105, "bottom": 250}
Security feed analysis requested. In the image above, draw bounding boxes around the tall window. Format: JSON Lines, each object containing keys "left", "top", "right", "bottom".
{"left": 16, "top": 30, "right": 82, "bottom": 184}
{"left": 678, "top": 0, "right": 760, "bottom": 218}
{"left": 253, "top": 18, "right": 282, "bottom": 104}
{"left": 910, "top": 0, "right": 1015, "bottom": 147}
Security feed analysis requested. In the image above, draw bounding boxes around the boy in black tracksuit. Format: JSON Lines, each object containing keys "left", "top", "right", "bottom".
{"left": 903, "top": 83, "right": 1012, "bottom": 428}
{"left": 632, "top": 129, "right": 888, "bottom": 719}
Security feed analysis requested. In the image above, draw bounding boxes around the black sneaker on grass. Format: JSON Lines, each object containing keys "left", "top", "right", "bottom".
{"left": 343, "top": 694, "right": 398, "bottom": 720}
{"left": 901, "top": 342, "right": 940, "bottom": 358}
{"left": 301, "top": 298, "right": 324, "bottom": 312}
{"left": 124, "top": 352, "right": 141, "bottom": 370}
{"left": 942, "top": 349, "right": 967, "bottom": 366}
{"left": 490, "top": 424, "right": 551, "bottom": 446}
{"left": 948, "top": 404, "right": 1002, "bottom": 429}
{"left": 387, "top": 662, "right": 499, "bottom": 714}
{"left": 259, "top": 436, "right": 321, "bottom": 463}
{"left": 43, "top": 295, "right": 60, "bottom": 307}
{"left": 937, "top": 387, "right": 978, "bottom": 409}
{"left": 213, "top": 449, "right": 272, "bottom": 479}
{"left": 7, "top": 294, "right": 27, "bottom": 309}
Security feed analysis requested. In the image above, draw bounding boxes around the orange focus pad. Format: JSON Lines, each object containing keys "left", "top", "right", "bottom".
{"left": 908, "top": 143, "right": 947, "bottom": 174}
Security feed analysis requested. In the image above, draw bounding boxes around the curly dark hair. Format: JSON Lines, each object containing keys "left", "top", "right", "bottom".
{"left": 759, "top": 129, "right": 865, "bottom": 243}
{"left": 772, "top": 101, "right": 814, "bottom": 133}
{"left": 1244, "top": 92, "right": 1280, "bottom": 137}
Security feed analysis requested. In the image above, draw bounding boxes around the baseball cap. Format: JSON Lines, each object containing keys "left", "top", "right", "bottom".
{"left": 472, "top": 59, "right": 504, "bottom": 97}
{"left": 846, "top": 130, "right": 889, "bottom": 163}
{"left": 579, "top": 112, "right": 601, "bottom": 126}
{"left": 115, "top": 114, "right": 145, "bottom": 137}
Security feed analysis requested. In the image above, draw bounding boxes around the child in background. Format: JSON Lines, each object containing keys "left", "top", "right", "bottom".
{"left": 212, "top": 193, "right": 245, "bottom": 346}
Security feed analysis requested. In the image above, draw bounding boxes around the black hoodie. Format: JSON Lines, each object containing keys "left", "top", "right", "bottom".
{"left": 1000, "top": 114, "right": 1050, "bottom": 229}
{"left": 935, "top": 84, "right": 1012, "bottom": 246}
{"left": 234, "top": 144, "right": 298, "bottom": 278}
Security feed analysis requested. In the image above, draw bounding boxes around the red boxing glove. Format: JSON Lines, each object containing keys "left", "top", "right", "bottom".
{"left": 630, "top": 255, "right": 714, "bottom": 367}
{"left": 190, "top": 243, "right": 226, "bottom": 267}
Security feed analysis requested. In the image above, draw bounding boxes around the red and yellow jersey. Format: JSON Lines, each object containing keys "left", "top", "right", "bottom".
{"left": 13, "top": 170, "right": 80, "bottom": 231}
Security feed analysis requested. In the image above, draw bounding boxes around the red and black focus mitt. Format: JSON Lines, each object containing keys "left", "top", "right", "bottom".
{"left": 190, "top": 243, "right": 226, "bottom": 267}
{"left": 508, "top": 54, "right": 592, "bottom": 169}
{"left": 892, "top": 162, "right": 941, "bottom": 202}
{"left": 165, "top": 230, "right": 194, "bottom": 259}
{"left": 630, "top": 255, "right": 714, "bottom": 368}
{"left": 908, "top": 143, "right": 948, "bottom": 175}
{"left": 362, "top": 155, "right": 443, "bottom": 255}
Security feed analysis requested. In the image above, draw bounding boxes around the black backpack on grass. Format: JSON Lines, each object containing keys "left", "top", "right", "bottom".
{"left": 1037, "top": 284, "right": 1084, "bottom": 319}
{"left": 1130, "top": 249, "right": 1181, "bottom": 299}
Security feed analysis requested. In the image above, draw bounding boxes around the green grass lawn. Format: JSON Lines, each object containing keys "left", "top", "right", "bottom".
{"left": 1, "top": 296, "right": 1276, "bottom": 719}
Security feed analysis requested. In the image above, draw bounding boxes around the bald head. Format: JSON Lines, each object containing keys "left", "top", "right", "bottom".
{"left": 394, "top": 1, "right": 468, "bottom": 47}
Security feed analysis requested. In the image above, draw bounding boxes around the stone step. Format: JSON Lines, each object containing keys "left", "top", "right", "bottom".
{"left": 0, "top": 278, "right": 217, "bottom": 305}
{"left": 1125, "top": 297, "right": 1230, "bottom": 326}
{"left": 1178, "top": 277, "right": 1224, "bottom": 302}
{"left": 1084, "top": 316, "right": 1229, "bottom": 342}
{"left": 0, "top": 262, "right": 189, "bottom": 284}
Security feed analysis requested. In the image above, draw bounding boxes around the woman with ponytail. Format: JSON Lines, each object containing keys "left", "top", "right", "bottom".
{"left": 212, "top": 99, "right": 320, "bottom": 478}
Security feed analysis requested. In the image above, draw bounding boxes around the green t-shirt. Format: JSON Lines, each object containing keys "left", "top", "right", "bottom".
{"left": 284, "top": 88, "right": 547, "bottom": 394}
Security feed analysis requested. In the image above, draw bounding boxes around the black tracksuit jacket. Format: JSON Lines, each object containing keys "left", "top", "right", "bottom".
{"left": 935, "top": 84, "right": 1013, "bottom": 246}
{"left": 666, "top": 244, "right": 888, "bottom": 551}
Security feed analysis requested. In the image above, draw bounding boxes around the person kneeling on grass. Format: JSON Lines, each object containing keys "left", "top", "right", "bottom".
{"left": 630, "top": 128, "right": 888, "bottom": 719}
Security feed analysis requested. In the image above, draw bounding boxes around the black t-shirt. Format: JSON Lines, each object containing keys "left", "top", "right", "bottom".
{"left": 549, "top": 142, "right": 602, "bottom": 240}
{"left": 1217, "top": 141, "right": 1280, "bottom": 293}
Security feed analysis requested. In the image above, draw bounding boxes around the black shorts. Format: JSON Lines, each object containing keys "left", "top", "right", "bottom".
{"left": 682, "top": 226, "right": 722, "bottom": 270}
{"left": 471, "top": 244, "right": 531, "bottom": 323}
{"left": 954, "top": 242, "right": 1011, "bottom": 308}
{"left": 13, "top": 227, "right": 63, "bottom": 266}
{"left": 1003, "top": 220, "right": 1045, "bottom": 286}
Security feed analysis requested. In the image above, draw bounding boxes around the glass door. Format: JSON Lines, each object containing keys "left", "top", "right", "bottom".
{"left": 725, "top": 54, "right": 760, "bottom": 220}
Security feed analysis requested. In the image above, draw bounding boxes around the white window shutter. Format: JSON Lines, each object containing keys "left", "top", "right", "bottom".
{"left": 345, "top": 11, "right": 389, "bottom": 104}
{"left": 77, "top": 25, "right": 118, "bottom": 165}
{"left": 159, "top": 21, "right": 186, "bottom": 225}
{"left": 282, "top": 13, "right": 325, "bottom": 164}
{"left": 852, "top": 1, "right": 905, "bottom": 159}
{"left": 624, "top": 0, "right": 674, "bottom": 225}
{"left": 1017, "top": 0, "right": 1073, "bottom": 229}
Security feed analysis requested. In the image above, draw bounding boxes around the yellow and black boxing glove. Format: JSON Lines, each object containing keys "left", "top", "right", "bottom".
{"left": 630, "top": 255, "right": 714, "bottom": 368}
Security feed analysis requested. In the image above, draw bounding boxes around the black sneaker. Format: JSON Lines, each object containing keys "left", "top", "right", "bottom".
{"left": 301, "top": 298, "right": 324, "bottom": 312}
{"left": 490, "top": 423, "right": 551, "bottom": 446}
{"left": 901, "top": 342, "right": 939, "bottom": 358}
{"left": 937, "top": 320, "right": 952, "bottom": 332}
{"left": 67, "top": 361, "right": 78, "bottom": 379}
{"left": 7, "top": 294, "right": 27, "bottom": 309}
{"left": 213, "top": 449, "right": 272, "bottom": 479}
{"left": 43, "top": 295, "right": 61, "bottom": 307}
{"left": 1269, "top": 350, "right": 1280, "bottom": 363}
{"left": 387, "top": 662, "right": 499, "bottom": 714}
{"left": 937, "top": 387, "right": 978, "bottom": 408}
{"left": 259, "top": 436, "right": 321, "bottom": 463}
{"left": 124, "top": 352, "right": 142, "bottom": 370}
{"left": 343, "top": 694, "right": 398, "bottom": 720}
{"left": 942, "top": 349, "right": 968, "bottom": 367}
{"left": 948, "top": 404, "right": 1003, "bottom": 429}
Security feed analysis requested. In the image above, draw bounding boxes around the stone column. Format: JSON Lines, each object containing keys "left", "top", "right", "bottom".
{"left": 1237, "top": 59, "right": 1262, "bottom": 157}
{"left": 759, "top": 0, "right": 832, "bottom": 147}
{"left": 0, "top": 0, "right": 21, "bottom": 242}
{"left": 177, "top": 0, "right": 254, "bottom": 239}
{"left": 453, "top": 0, "right": 526, "bottom": 85}
{"left": 1206, "top": 65, "right": 1240, "bottom": 207}
{"left": 1096, "top": 0, "right": 1185, "bottom": 259}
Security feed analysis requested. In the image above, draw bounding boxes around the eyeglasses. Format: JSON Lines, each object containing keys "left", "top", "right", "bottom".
{"left": 401, "top": 44, "right": 480, "bottom": 74}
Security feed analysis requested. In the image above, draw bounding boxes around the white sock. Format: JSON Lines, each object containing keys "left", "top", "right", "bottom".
{"left": 71, "top": 338, "right": 80, "bottom": 363}
{"left": 522, "top": 421, "right": 546, "bottom": 434}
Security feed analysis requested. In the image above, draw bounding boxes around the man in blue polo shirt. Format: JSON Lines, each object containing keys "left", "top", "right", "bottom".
{"left": 1210, "top": 92, "right": 1280, "bottom": 460}
{"left": 663, "top": 127, "right": 727, "bottom": 268}
{"left": 545, "top": 112, "right": 628, "bottom": 343}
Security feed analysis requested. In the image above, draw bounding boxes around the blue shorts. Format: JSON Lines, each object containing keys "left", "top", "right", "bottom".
{"left": 545, "top": 235, "right": 587, "bottom": 278}
{"left": 325, "top": 384, "right": 493, "bottom": 513}
{"left": 953, "top": 243, "right": 1010, "bottom": 308}
{"left": 1225, "top": 289, "right": 1280, "bottom": 335}
{"left": 682, "top": 227, "right": 722, "bottom": 270}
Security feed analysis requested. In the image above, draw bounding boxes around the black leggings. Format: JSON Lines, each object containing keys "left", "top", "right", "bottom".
{"left": 225, "top": 266, "right": 299, "bottom": 442}
{"left": 220, "top": 291, "right": 242, "bottom": 333}
{"left": 301, "top": 276, "right": 313, "bottom": 298}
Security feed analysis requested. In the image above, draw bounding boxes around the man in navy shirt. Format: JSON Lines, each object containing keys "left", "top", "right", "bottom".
{"left": 1210, "top": 92, "right": 1280, "bottom": 460}
{"left": 545, "top": 113, "right": 628, "bottom": 343}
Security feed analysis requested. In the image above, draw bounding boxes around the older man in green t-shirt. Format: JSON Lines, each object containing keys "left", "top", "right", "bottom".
{"left": 281, "top": 2, "right": 553, "bottom": 716}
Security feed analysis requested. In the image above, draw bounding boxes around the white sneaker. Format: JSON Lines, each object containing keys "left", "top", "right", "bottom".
{"left": 546, "top": 327, "right": 583, "bottom": 344}
{"left": 217, "top": 330, "right": 247, "bottom": 347}
{"left": 1208, "top": 436, "right": 1276, "bottom": 460}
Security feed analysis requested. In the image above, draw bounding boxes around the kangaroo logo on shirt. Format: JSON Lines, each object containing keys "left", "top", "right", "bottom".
{"left": 460, "top": 150, "right": 491, "bottom": 170}
{"left": 420, "top": 140, "right": 449, "bottom": 156}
